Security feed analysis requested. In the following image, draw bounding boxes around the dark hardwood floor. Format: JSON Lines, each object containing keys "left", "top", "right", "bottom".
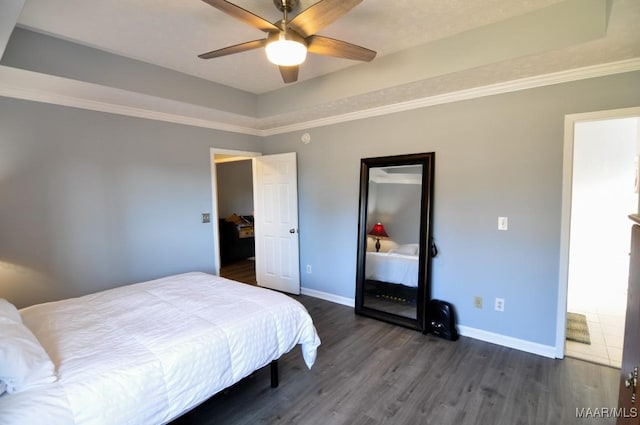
{"left": 171, "top": 295, "right": 619, "bottom": 425}
{"left": 220, "top": 259, "right": 256, "bottom": 285}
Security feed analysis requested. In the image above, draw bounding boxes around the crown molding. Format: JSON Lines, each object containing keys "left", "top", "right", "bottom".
{"left": 0, "top": 65, "right": 263, "bottom": 136}
{"left": 262, "top": 58, "right": 640, "bottom": 136}
{"left": 1, "top": 58, "right": 639, "bottom": 138}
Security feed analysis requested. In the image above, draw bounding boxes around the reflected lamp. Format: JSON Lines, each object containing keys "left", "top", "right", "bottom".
{"left": 368, "top": 222, "right": 389, "bottom": 252}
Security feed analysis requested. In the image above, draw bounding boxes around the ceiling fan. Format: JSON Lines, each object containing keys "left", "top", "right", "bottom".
{"left": 198, "top": 0, "right": 377, "bottom": 84}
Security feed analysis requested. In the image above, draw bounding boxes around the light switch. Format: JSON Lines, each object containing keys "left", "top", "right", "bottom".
{"left": 202, "top": 213, "right": 211, "bottom": 223}
{"left": 498, "top": 216, "right": 508, "bottom": 231}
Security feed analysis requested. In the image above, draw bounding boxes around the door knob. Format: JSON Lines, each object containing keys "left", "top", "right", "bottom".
{"left": 289, "top": 228, "right": 296, "bottom": 234}
{"left": 625, "top": 373, "right": 636, "bottom": 389}
{"left": 624, "top": 366, "right": 638, "bottom": 404}
{"left": 625, "top": 367, "right": 638, "bottom": 390}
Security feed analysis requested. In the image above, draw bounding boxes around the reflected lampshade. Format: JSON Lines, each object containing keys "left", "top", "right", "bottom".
{"left": 368, "top": 222, "right": 389, "bottom": 238}
{"left": 368, "top": 222, "right": 388, "bottom": 252}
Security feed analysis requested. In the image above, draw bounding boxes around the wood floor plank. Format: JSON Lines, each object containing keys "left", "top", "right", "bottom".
{"left": 171, "top": 295, "right": 619, "bottom": 425}
{"left": 220, "top": 259, "right": 256, "bottom": 285}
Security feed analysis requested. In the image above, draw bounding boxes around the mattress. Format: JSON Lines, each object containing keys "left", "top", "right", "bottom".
{"left": 0, "top": 272, "right": 320, "bottom": 424}
{"left": 365, "top": 251, "right": 419, "bottom": 287}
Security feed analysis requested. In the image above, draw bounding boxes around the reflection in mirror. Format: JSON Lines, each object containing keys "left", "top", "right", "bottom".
{"left": 363, "top": 165, "right": 423, "bottom": 319}
{"left": 355, "top": 152, "right": 435, "bottom": 331}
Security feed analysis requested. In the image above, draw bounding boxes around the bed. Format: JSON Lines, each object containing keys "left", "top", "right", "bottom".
{"left": 0, "top": 272, "right": 321, "bottom": 425}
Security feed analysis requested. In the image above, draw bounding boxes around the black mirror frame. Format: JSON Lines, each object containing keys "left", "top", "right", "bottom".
{"left": 354, "top": 152, "right": 435, "bottom": 332}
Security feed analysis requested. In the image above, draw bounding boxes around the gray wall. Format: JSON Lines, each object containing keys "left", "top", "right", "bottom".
{"left": 0, "top": 97, "right": 261, "bottom": 308}
{"left": 1, "top": 26, "right": 638, "bottom": 350}
{"left": 263, "top": 71, "right": 640, "bottom": 347}
{"left": 216, "top": 160, "right": 254, "bottom": 218}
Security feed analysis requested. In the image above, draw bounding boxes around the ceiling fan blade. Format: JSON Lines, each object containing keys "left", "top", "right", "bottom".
{"left": 201, "top": 0, "right": 280, "bottom": 32}
{"left": 279, "top": 65, "right": 299, "bottom": 83}
{"left": 307, "top": 35, "right": 376, "bottom": 62}
{"left": 288, "top": 0, "right": 363, "bottom": 38}
{"left": 199, "top": 39, "right": 267, "bottom": 59}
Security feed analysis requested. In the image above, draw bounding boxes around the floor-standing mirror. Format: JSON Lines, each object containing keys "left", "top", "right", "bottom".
{"left": 355, "top": 152, "right": 435, "bottom": 331}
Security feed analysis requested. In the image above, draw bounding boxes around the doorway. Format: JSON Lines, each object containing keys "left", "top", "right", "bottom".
{"left": 210, "top": 149, "right": 302, "bottom": 294}
{"left": 566, "top": 117, "right": 639, "bottom": 367}
{"left": 210, "top": 148, "right": 260, "bottom": 284}
{"left": 557, "top": 108, "right": 640, "bottom": 364}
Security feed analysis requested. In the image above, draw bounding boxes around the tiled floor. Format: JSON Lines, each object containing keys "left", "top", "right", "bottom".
{"left": 565, "top": 310, "right": 625, "bottom": 368}
{"left": 565, "top": 287, "right": 627, "bottom": 368}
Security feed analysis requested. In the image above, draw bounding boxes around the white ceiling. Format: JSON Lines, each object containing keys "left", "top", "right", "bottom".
{"left": 6, "top": 0, "right": 640, "bottom": 134}
{"left": 16, "top": 0, "right": 576, "bottom": 94}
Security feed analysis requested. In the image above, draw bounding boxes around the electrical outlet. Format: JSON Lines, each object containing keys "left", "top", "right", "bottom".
{"left": 495, "top": 298, "right": 505, "bottom": 312}
{"left": 474, "top": 296, "right": 483, "bottom": 309}
{"left": 306, "top": 265, "right": 312, "bottom": 274}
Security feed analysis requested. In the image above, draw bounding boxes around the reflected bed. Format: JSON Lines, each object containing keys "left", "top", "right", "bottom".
{"left": 365, "top": 251, "right": 419, "bottom": 287}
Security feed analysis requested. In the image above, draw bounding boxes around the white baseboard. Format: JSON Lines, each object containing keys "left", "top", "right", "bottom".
{"left": 300, "top": 287, "right": 355, "bottom": 307}
{"left": 299, "top": 289, "right": 557, "bottom": 359}
{"left": 458, "top": 325, "right": 557, "bottom": 358}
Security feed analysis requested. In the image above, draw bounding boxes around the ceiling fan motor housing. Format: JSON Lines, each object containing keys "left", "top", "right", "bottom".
{"left": 267, "top": 29, "right": 306, "bottom": 46}
{"left": 273, "top": 0, "right": 299, "bottom": 13}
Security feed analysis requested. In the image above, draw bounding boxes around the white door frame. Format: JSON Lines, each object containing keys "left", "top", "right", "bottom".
{"left": 555, "top": 106, "right": 640, "bottom": 358}
{"left": 209, "top": 148, "right": 262, "bottom": 276}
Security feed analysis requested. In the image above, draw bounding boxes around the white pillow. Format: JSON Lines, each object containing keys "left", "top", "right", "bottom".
{"left": 0, "top": 309, "right": 57, "bottom": 394}
{"left": 0, "top": 299, "right": 22, "bottom": 324}
{"left": 389, "top": 243, "right": 419, "bottom": 256}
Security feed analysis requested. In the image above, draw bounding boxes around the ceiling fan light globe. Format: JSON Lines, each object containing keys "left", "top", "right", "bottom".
{"left": 266, "top": 39, "right": 307, "bottom": 66}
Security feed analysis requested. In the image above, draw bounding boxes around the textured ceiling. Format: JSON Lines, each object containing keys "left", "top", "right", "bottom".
{"left": 17, "top": 0, "right": 567, "bottom": 94}
{"left": 254, "top": 0, "right": 640, "bottom": 130}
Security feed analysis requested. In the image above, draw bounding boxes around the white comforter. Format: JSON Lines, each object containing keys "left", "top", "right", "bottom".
{"left": 0, "top": 272, "right": 320, "bottom": 425}
{"left": 365, "top": 252, "right": 419, "bottom": 287}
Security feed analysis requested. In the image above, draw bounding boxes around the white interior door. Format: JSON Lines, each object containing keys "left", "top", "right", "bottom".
{"left": 252, "top": 152, "right": 300, "bottom": 294}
